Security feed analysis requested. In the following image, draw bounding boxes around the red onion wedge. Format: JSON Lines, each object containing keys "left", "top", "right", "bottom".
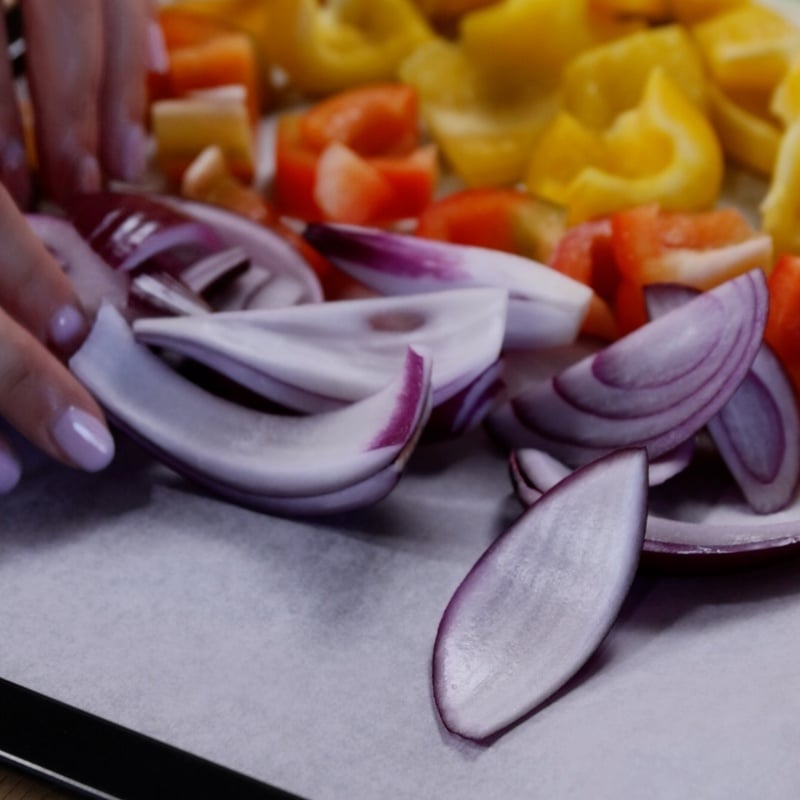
{"left": 67, "top": 191, "right": 322, "bottom": 312}
{"left": 68, "top": 190, "right": 226, "bottom": 273}
{"left": 24, "top": 215, "right": 129, "bottom": 317}
{"left": 302, "top": 222, "right": 592, "bottom": 350}
{"left": 163, "top": 197, "right": 323, "bottom": 309}
{"left": 70, "top": 305, "right": 432, "bottom": 514}
{"left": 644, "top": 283, "right": 800, "bottom": 514}
{"left": 433, "top": 449, "right": 647, "bottom": 742}
{"left": 509, "top": 270, "right": 767, "bottom": 464}
{"left": 133, "top": 288, "right": 506, "bottom": 415}
{"left": 510, "top": 446, "right": 800, "bottom": 568}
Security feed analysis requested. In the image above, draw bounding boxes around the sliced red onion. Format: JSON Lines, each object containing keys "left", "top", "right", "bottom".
{"left": 424, "top": 361, "right": 505, "bottom": 441}
{"left": 70, "top": 304, "right": 432, "bottom": 511}
{"left": 510, "top": 270, "right": 767, "bottom": 463}
{"left": 511, "top": 445, "right": 800, "bottom": 566}
{"left": 24, "top": 214, "right": 129, "bottom": 316}
{"left": 133, "top": 288, "right": 506, "bottom": 413}
{"left": 302, "top": 222, "right": 592, "bottom": 349}
{"left": 129, "top": 273, "right": 211, "bottom": 317}
{"left": 68, "top": 191, "right": 225, "bottom": 273}
{"left": 433, "top": 449, "right": 647, "bottom": 741}
{"left": 163, "top": 197, "right": 323, "bottom": 309}
{"left": 645, "top": 282, "right": 800, "bottom": 514}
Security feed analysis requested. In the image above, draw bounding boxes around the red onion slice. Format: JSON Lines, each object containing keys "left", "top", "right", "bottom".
{"left": 433, "top": 449, "right": 647, "bottom": 741}
{"left": 133, "top": 288, "right": 506, "bottom": 413}
{"left": 510, "top": 446, "right": 800, "bottom": 566}
{"left": 164, "top": 197, "right": 323, "bottom": 309}
{"left": 24, "top": 214, "right": 129, "bottom": 316}
{"left": 510, "top": 270, "right": 767, "bottom": 462}
{"left": 303, "top": 222, "right": 592, "bottom": 349}
{"left": 68, "top": 191, "right": 225, "bottom": 273}
{"left": 644, "top": 282, "right": 800, "bottom": 514}
{"left": 70, "top": 305, "right": 432, "bottom": 504}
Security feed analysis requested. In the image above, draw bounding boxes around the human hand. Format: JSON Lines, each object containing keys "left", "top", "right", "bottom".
{"left": 0, "top": 0, "right": 160, "bottom": 491}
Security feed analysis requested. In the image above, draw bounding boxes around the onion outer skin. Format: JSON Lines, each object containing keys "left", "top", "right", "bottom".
{"left": 433, "top": 449, "right": 647, "bottom": 742}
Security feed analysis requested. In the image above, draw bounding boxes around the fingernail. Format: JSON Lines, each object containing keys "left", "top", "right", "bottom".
{"left": 0, "top": 446, "right": 21, "bottom": 494}
{"left": 48, "top": 304, "right": 87, "bottom": 353}
{"left": 50, "top": 406, "right": 115, "bottom": 472}
{"left": 120, "top": 124, "right": 147, "bottom": 183}
{"left": 75, "top": 154, "right": 101, "bottom": 194}
{"left": 147, "top": 20, "right": 169, "bottom": 74}
{"left": 0, "top": 139, "right": 31, "bottom": 208}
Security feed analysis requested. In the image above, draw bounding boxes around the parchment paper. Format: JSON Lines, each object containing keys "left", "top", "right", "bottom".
{"left": 3, "top": 424, "right": 800, "bottom": 800}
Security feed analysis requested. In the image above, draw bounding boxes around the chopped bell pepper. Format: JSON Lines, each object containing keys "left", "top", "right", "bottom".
{"left": 180, "top": 145, "right": 339, "bottom": 290}
{"left": 764, "top": 252, "right": 800, "bottom": 393}
{"left": 155, "top": 7, "right": 264, "bottom": 123}
{"left": 399, "top": 38, "right": 560, "bottom": 187}
{"left": 414, "top": 187, "right": 565, "bottom": 261}
{"left": 260, "top": 0, "right": 432, "bottom": 95}
{"left": 273, "top": 84, "right": 437, "bottom": 224}
{"left": 151, "top": 89, "right": 255, "bottom": 183}
{"left": 561, "top": 24, "right": 706, "bottom": 129}
{"left": 706, "top": 82, "right": 781, "bottom": 176}
{"left": 588, "top": 0, "right": 670, "bottom": 23}
{"left": 668, "top": 0, "right": 745, "bottom": 25}
{"left": 458, "top": 0, "right": 639, "bottom": 92}
{"left": 692, "top": 5, "right": 800, "bottom": 94}
{"left": 610, "top": 202, "right": 767, "bottom": 289}
{"left": 771, "top": 54, "right": 800, "bottom": 126}
{"left": 526, "top": 69, "right": 724, "bottom": 224}
{"left": 761, "top": 120, "right": 800, "bottom": 255}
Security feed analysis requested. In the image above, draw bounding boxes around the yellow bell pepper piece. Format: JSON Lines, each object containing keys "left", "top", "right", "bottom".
{"left": 562, "top": 24, "right": 706, "bottom": 129}
{"left": 527, "top": 69, "right": 723, "bottom": 224}
{"left": 771, "top": 54, "right": 800, "bottom": 126}
{"left": 692, "top": 5, "right": 800, "bottom": 93}
{"left": 707, "top": 83, "right": 781, "bottom": 175}
{"left": 260, "top": 0, "right": 432, "bottom": 95}
{"left": 668, "top": 0, "right": 746, "bottom": 25}
{"left": 761, "top": 120, "right": 800, "bottom": 254}
{"left": 400, "top": 37, "right": 559, "bottom": 186}
{"left": 458, "top": 0, "right": 638, "bottom": 92}
{"left": 412, "top": 0, "right": 499, "bottom": 18}
{"left": 590, "top": 0, "right": 670, "bottom": 22}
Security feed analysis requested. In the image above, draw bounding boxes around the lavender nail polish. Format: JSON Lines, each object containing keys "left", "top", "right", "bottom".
{"left": 121, "top": 124, "right": 148, "bottom": 183}
{"left": 48, "top": 304, "right": 86, "bottom": 353}
{"left": 147, "top": 20, "right": 170, "bottom": 74}
{"left": 0, "top": 138, "right": 30, "bottom": 207}
{"left": 50, "top": 406, "right": 115, "bottom": 473}
{"left": 75, "top": 154, "right": 102, "bottom": 194}
{"left": 0, "top": 446, "right": 21, "bottom": 494}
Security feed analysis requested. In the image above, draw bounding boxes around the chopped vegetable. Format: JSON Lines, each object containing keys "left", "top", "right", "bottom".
{"left": 509, "top": 270, "right": 767, "bottom": 463}
{"left": 273, "top": 84, "right": 437, "bottom": 224}
{"left": 303, "top": 222, "right": 593, "bottom": 349}
{"left": 526, "top": 68, "right": 724, "bottom": 224}
{"left": 260, "top": 0, "right": 432, "bottom": 95}
{"left": 132, "top": 288, "right": 507, "bottom": 414}
{"left": 433, "top": 448, "right": 647, "bottom": 741}
{"left": 70, "top": 304, "right": 432, "bottom": 514}
{"left": 414, "top": 187, "right": 565, "bottom": 262}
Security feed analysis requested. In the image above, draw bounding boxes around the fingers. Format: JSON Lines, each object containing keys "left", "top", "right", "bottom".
{"left": 0, "top": 184, "right": 88, "bottom": 353}
{"left": 0, "top": 11, "right": 31, "bottom": 206}
{"left": 0, "top": 305, "right": 114, "bottom": 473}
{"left": 99, "top": 0, "right": 150, "bottom": 183}
{"left": 22, "top": 0, "right": 104, "bottom": 205}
